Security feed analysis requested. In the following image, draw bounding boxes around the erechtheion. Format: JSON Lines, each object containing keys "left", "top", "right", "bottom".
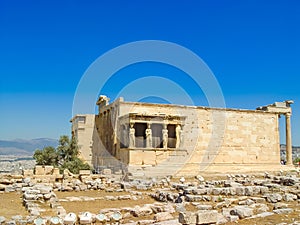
{"left": 70, "top": 96, "right": 294, "bottom": 177}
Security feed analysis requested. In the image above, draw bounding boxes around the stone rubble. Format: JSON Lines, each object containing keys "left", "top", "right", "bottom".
{"left": 0, "top": 168, "right": 300, "bottom": 224}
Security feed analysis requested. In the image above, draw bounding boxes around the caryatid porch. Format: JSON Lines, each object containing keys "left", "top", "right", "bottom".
{"left": 118, "top": 113, "right": 186, "bottom": 165}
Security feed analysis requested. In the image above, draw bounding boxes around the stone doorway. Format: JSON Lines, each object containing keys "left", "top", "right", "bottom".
{"left": 151, "top": 124, "right": 163, "bottom": 148}
{"left": 167, "top": 124, "right": 176, "bottom": 148}
{"left": 134, "top": 123, "right": 147, "bottom": 148}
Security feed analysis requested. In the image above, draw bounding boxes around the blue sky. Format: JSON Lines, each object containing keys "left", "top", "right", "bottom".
{"left": 0, "top": 0, "right": 299, "bottom": 145}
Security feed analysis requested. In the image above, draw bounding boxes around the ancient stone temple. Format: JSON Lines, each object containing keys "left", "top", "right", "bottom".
{"left": 70, "top": 96, "right": 294, "bottom": 177}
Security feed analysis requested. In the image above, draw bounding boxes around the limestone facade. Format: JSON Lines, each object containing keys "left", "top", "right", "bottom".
{"left": 71, "top": 96, "right": 294, "bottom": 176}
{"left": 70, "top": 114, "right": 96, "bottom": 166}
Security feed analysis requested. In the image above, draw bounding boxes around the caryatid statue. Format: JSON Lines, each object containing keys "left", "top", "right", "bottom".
{"left": 145, "top": 123, "right": 152, "bottom": 148}
{"left": 162, "top": 125, "right": 168, "bottom": 149}
{"left": 129, "top": 123, "right": 135, "bottom": 148}
{"left": 176, "top": 124, "right": 182, "bottom": 148}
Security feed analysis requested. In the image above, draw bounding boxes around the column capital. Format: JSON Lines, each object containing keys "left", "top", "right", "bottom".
{"left": 163, "top": 123, "right": 168, "bottom": 129}
{"left": 286, "top": 112, "right": 292, "bottom": 117}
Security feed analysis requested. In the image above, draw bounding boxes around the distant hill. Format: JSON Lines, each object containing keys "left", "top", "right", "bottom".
{"left": 0, "top": 138, "right": 58, "bottom": 155}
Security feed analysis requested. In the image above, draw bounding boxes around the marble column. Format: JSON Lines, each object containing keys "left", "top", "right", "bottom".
{"left": 285, "top": 113, "right": 293, "bottom": 165}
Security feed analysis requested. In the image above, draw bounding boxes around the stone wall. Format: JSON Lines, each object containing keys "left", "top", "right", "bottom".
{"left": 71, "top": 114, "right": 95, "bottom": 166}
{"left": 117, "top": 101, "right": 280, "bottom": 175}
{"left": 92, "top": 110, "right": 123, "bottom": 171}
{"left": 84, "top": 98, "right": 282, "bottom": 176}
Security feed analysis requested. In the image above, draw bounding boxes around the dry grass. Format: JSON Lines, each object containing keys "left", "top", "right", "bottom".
{"left": 0, "top": 192, "right": 29, "bottom": 218}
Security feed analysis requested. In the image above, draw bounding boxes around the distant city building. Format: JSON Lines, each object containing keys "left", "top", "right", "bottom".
{"left": 280, "top": 144, "right": 300, "bottom": 161}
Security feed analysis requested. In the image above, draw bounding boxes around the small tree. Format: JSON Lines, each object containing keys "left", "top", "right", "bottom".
{"left": 33, "top": 135, "right": 91, "bottom": 174}
{"left": 33, "top": 146, "right": 58, "bottom": 166}
{"left": 57, "top": 135, "right": 78, "bottom": 163}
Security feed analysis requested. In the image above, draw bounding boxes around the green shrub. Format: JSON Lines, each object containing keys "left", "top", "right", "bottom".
{"left": 33, "top": 135, "right": 91, "bottom": 174}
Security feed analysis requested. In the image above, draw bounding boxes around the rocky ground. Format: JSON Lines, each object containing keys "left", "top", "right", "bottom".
{"left": 0, "top": 169, "right": 299, "bottom": 225}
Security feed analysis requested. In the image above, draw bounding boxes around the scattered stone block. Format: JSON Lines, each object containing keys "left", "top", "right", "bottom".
{"left": 136, "top": 184, "right": 148, "bottom": 191}
{"left": 230, "top": 206, "right": 253, "bottom": 219}
{"left": 251, "top": 203, "right": 269, "bottom": 214}
{"left": 0, "top": 184, "right": 6, "bottom": 191}
{"left": 44, "top": 166, "right": 53, "bottom": 175}
{"left": 61, "top": 185, "right": 73, "bottom": 192}
{"left": 280, "top": 176, "right": 297, "bottom": 186}
{"left": 283, "top": 193, "right": 297, "bottom": 201}
{"left": 264, "top": 193, "right": 282, "bottom": 203}
{"left": 24, "top": 193, "right": 37, "bottom": 200}
{"left": 79, "top": 170, "right": 91, "bottom": 175}
{"left": 6, "top": 220, "right": 16, "bottom": 225}
{"left": 175, "top": 204, "right": 186, "bottom": 213}
{"left": 131, "top": 205, "right": 153, "bottom": 217}
{"left": 149, "top": 204, "right": 164, "bottom": 214}
{"left": 0, "top": 216, "right": 6, "bottom": 224}
{"left": 227, "top": 215, "right": 239, "bottom": 222}
{"left": 235, "top": 187, "right": 245, "bottom": 196}
{"left": 30, "top": 208, "right": 40, "bottom": 216}
{"left": 202, "top": 195, "right": 211, "bottom": 201}
{"left": 196, "top": 175, "right": 205, "bottom": 182}
{"left": 192, "top": 188, "right": 209, "bottom": 195}
{"left": 35, "top": 166, "right": 45, "bottom": 175}
{"left": 22, "top": 169, "right": 34, "bottom": 176}
{"left": 137, "top": 219, "right": 155, "bottom": 225}
{"left": 273, "top": 202, "right": 288, "bottom": 210}
{"left": 251, "top": 212, "right": 274, "bottom": 218}
{"left": 238, "top": 199, "right": 254, "bottom": 206}
{"left": 11, "top": 216, "right": 22, "bottom": 222}
{"left": 259, "top": 186, "right": 269, "bottom": 194}
{"left": 216, "top": 213, "right": 228, "bottom": 224}
{"left": 153, "top": 219, "right": 181, "bottom": 225}
{"left": 245, "top": 186, "right": 253, "bottom": 196}
{"left": 52, "top": 168, "right": 60, "bottom": 175}
{"left": 35, "top": 184, "right": 52, "bottom": 194}
{"left": 273, "top": 208, "right": 293, "bottom": 214}
{"left": 196, "top": 210, "right": 218, "bottom": 224}
{"left": 153, "top": 212, "right": 173, "bottom": 222}
{"left": 251, "top": 197, "right": 265, "bottom": 203}
{"left": 178, "top": 211, "right": 196, "bottom": 225}
{"left": 4, "top": 185, "right": 15, "bottom": 192}
{"left": 118, "top": 195, "right": 131, "bottom": 200}
{"left": 43, "top": 193, "right": 53, "bottom": 200}
{"left": 212, "top": 188, "right": 222, "bottom": 195}
{"left": 196, "top": 205, "right": 212, "bottom": 210}
{"left": 185, "top": 194, "right": 203, "bottom": 202}
{"left": 0, "top": 179, "right": 12, "bottom": 185}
